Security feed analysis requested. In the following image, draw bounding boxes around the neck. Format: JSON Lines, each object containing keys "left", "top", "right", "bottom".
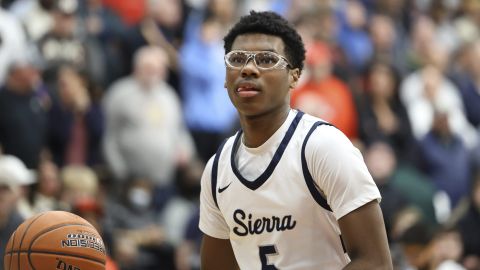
{"left": 239, "top": 105, "right": 290, "bottom": 148}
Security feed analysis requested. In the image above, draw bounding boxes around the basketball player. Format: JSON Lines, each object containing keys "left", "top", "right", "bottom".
{"left": 199, "top": 11, "right": 393, "bottom": 269}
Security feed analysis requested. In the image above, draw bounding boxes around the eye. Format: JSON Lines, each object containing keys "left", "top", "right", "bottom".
{"left": 256, "top": 52, "right": 280, "bottom": 67}
{"left": 229, "top": 52, "right": 247, "bottom": 65}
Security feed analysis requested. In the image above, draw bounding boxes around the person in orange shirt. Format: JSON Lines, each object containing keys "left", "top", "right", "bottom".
{"left": 291, "top": 42, "right": 359, "bottom": 139}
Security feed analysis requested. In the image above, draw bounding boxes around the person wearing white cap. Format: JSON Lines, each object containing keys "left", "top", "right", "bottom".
{"left": 0, "top": 154, "right": 36, "bottom": 268}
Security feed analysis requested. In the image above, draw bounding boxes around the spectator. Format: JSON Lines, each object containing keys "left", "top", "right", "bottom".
{"left": 77, "top": 0, "right": 127, "bottom": 87}
{"left": 368, "top": 14, "right": 409, "bottom": 76}
{"left": 453, "top": 0, "right": 480, "bottom": 44}
{"left": 418, "top": 109, "right": 471, "bottom": 209}
{"left": 179, "top": 0, "right": 238, "bottom": 163}
{"left": 0, "top": 60, "right": 49, "bottom": 168}
{"left": 291, "top": 41, "right": 359, "bottom": 139}
{"left": 425, "top": 229, "right": 466, "bottom": 270}
{"left": 450, "top": 40, "right": 480, "bottom": 128}
{"left": 123, "top": 0, "right": 185, "bottom": 92}
{"left": 36, "top": 0, "right": 103, "bottom": 86}
{"left": 400, "top": 44, "right": 477, "bottom": 149}
{"left": 0, "top": 154, "right": 36, "bottom": 268}
{"left": 390, "top": 163, "right": 439, "bottom": 227}
{"left": 293, "top": 5, "right": 352, "bottom": 83}
{"left": 358, "top": 60, "right": 414, "bottom": 161}
{"left": 336, "top": 0, "right": 373, "bottom": 72}
{"left": 103, "top": 46, "right": 196, "bottom": 187}
{"left": 405, "top": 15, "right": 437, "bottom": 72}
{"left": 47, "top": 65, "right": 104, "bottom": 167}
{"left": 363, "top": 141, "right": 410, "bottom": 241}
{"left": 102, "top": 0, "right": 146, "bottom": 26}
{"left": 175, "top": 209, "right": 201, "bottom": 270}
{"left": 106, "top": 176, "right": 175, "bottom": 270}
{"left": 0, "top": 6, "right": 29, "bottom": 85}
{"left": 72, "top": 188, "right": 118, "bottom": 270}
{"left": 59, "top": 165, "right": 100, "bottom": 208}
{"left": 17, "top": 158, "right": 62, "bottom": 217}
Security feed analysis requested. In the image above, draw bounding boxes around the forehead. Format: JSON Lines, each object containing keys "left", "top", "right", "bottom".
{"left": 231, "top": 33, "right": 286, "bottom": 54}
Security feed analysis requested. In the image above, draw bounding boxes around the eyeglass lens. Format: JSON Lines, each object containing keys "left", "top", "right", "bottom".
{"left": 227, "top": 52, "right": 281, "bottom": 69}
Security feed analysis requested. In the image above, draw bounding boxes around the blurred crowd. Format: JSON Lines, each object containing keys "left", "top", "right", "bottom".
{"left": 0, "top": 0, "right": 479, "bottom": 269}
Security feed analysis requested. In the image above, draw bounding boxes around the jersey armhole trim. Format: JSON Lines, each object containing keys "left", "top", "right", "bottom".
{"left": 212, "top": 138, "right": 228, "bottom": 209}
{"left": 301, "top": 121, "right": 333, "bottom": 211}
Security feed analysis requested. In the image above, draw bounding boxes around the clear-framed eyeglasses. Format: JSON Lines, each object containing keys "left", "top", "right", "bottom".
{"left": 224, "top": 50, "right": 292, "bottom": 71}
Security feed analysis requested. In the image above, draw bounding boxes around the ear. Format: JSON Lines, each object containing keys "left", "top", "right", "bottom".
{"left": 289, "top": 68, "right": 300, "bottom": 89}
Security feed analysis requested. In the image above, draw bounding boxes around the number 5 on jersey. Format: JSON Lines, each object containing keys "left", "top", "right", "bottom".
{"left": 259, "top": 245, "right": 278, "bottom": 270}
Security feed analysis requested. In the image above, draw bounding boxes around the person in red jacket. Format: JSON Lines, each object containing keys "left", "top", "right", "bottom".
{"left": 291, "top": 42, "right": 359, "bottom": 139}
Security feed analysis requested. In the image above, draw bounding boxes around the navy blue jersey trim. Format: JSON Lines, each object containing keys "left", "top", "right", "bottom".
{"left": 301, "top": 121, "right": 333, "bottom": 211}
{"left": 231, "top": 111, "right": 304, "bottom": 190}
{"left": 212, "top": 139, "right": 228, "bottom": 208}
{"left": 339, "top": 235, "right": 347, "bottom": 253}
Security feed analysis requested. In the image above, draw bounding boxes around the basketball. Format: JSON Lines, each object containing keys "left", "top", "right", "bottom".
{"left": 3, "top": 211, "right": 106, "bottom": 270}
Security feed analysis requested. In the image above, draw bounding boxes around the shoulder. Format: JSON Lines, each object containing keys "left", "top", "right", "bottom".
{"left": 202, "top": 155, "right": 215, "bottom": 180}
{"left": 201, "top": 135, "right": 235, "bottom": 182}
{"left": 301, "top": 113, "right": 356, "bottom": 157}
{"left": 105, "top": 77, "right": 135, "bottom": 96}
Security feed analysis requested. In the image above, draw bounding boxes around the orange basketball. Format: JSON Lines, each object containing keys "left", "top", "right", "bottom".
{"left": 3, "top": 211, "right": 106, "bottom": 270}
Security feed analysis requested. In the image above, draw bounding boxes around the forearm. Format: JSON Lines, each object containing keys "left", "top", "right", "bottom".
{"left": 339, "top": 201, "right": 393, "bottom": 270}
{"left": 201, "top": 235, "right": 239, "bottom": 270}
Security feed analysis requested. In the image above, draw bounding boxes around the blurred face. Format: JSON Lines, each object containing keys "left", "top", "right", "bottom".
{"left": 53, "top": 12, "right": 77, "bottom": 37}
{"left": 308, "top": 59, "right": 332, "bottom": 82}
{"left": 412, "top": 17, "right": 435, "bottom": 55}
{"left": 38, "top": 161, "right": 61, "bottom": 197}
{"left": 433, "top": 231, "right": 463, "bottom": 262}
{"left": 345, "top": 0, "right": 367, "bottom": 29}
{"left": 7, "top": 64, "right": 40, "bottom": 94}
{"left": 370, "top": 15, "right": 396, "bottom": 50}
{"left": 364, "top": 142, "right": 396, "bottom": 185}
{"left": 369, "top": 64, "right": 395, "bottom": 98}
{"left": 57, "top": 66, "right": 87, "bottom": 107}
{"left": 210, "top": 0, "right": 235, "bottom": 22}
{"left": 0, "top": 185, "right": 19, "bottom": 218}
{"left": 134, "top": 49, "right": 167, "bottom": 89}
{"left": 225, "top": 34, "right": 299, "bottom": 118}
{"left": 151, "top": 0, "right": 181, "bottom": 27}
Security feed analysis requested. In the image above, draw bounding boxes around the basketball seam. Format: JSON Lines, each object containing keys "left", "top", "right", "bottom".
{"left": 17, "top": 213, "right": 46, "bottom": 270}
{"left": 27, "top": 222, "right": 104, "bottom": 269}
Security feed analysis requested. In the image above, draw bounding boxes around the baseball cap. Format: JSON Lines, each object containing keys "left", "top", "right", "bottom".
{"left": 0, "top": 155, "right": 36, "bottom": 189}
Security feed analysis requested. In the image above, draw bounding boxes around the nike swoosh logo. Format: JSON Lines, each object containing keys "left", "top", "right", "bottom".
{"left": 218, "top": 182, "right": 232, "bottom": 193}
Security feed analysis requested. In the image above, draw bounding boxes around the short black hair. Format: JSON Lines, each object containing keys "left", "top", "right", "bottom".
{"left": 223, "top": 10, "right": 305, "bottom": 72}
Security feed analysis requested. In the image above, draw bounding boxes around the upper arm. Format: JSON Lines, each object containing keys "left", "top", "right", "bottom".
{"left": 201, "top": 234, "right": 239, "bottom": 270}
{"left": 338, "top": 200, "right": 392, "bottom": 270}
{"left": 199, "top": 157, "right": 230, "bottom": 239}
{"left": 305, "top": 126, "right": 381, "bottom": 219}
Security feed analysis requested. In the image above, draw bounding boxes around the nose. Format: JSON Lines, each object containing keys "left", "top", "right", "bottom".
{"left": 241, "top": 56, "right": 259, "bottom": 78}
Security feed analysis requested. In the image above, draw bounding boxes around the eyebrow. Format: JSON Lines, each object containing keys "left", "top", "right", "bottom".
{"left": 231, "top": 49, "right": 279, "bottom": 53}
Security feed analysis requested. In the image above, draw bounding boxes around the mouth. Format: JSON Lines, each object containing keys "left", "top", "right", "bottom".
{"left": 236, "top": 82, "right": 260, "bottom": 98}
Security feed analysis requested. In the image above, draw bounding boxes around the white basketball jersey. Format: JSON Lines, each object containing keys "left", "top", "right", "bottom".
{"left": 199, "top": 110, "right": 381, "bottom": 269}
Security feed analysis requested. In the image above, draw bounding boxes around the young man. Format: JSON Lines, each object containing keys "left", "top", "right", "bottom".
{"left": 199, "top": 11, "right": 392, "bottom": 269}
